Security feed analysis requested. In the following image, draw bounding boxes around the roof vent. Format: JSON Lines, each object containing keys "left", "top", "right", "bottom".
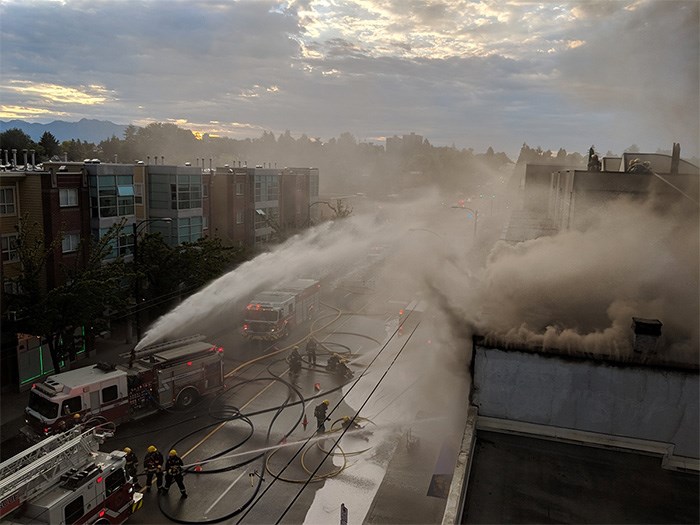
{"left": 631, "top": 317, "right": 663, "bottom": 354}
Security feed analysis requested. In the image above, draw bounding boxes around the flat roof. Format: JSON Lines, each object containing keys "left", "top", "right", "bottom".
{"left": 462, "top": 430, "right": 699, "bottom": 524}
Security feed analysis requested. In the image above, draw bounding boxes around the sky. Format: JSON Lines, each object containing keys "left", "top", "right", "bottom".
{"left": 0, "top": 0, "right": 698, "bottom": 158}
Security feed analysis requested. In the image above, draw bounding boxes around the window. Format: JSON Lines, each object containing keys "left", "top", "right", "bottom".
{"left": 134, "top": 183, "right": 143, "bottom": 205}
{"left": 0, "top": 187, "right": 16, "bottom": 215}
{"left": 99, "top": 228, "right": 134, "bottom": 259}
{"left": 62, "top": 233, "right": 80, "bottom": 253}
{"left": 62, "top": 396, "right": 82, "bottom": 415}
{"left": 64, "top": 496, "right": 84, "bottom": 525}
{"left": 95, "top": 175, "right": 134, "bottom": 217}
{"left": 171, "top": 175, "right": 202, "bottom": 210}
{"left": 105, "top": 469, "right": 126, "bottom": 497}
{"left": 101, "top": 385, "right": 118, "bottom": 404}
{"left": 3, "top": 279, "right": 20, "bottom": 295}
{"left": 235, "top": 182, "right": 244, "bottom": 196}
{"left": 176, "top": 216, "right": 203, "bottom": 243}
{"left": 59, "top": 188, "right": 79, "bottom": 207}
{"left": 1, "top": 234, "right": 19, "bottom": 262}
{"left": 236, "top": 210, "right": 244, "bottom": 224}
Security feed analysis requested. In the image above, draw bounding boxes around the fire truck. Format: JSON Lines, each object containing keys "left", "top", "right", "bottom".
{"left": 23, "top": 335, "right": 224, "bottom": 441}
{"left": 0, "top": 427, "right": 143, "bottom": 524}
{"left": 242, "top": 279, "right": 321, "bottom": 341}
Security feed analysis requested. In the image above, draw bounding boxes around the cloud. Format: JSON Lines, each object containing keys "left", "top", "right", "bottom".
{"left": 0, "top": 0, "right": 697, "bottom": 156}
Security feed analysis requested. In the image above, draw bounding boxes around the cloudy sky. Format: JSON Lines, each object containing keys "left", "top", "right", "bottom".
{"left": 1, "top": 0, "right": 697, "bottom": 157}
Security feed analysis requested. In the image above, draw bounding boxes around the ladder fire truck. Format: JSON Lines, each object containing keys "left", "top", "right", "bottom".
{"left": 0, "top": 428, "right": 143, "bottom": 524}
{"left": 23, "top": 335, "right": 224, "bottom": 441}
{"left": 242, "top": 279, "right": 321, "bottom": 341}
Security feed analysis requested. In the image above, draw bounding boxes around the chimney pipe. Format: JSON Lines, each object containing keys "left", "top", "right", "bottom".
{"left": 147, "top": 155, "right": 151, "bottom": 166}
{"left": 161, "top": 156, "right": 165, "bottom": 165}
{"left": 12, "top": 149, "right": 17, "bottom": 167}
{"left": 670, "top": 143, "right": 680, "bottom": 176}
{"left": 30, "top": 149, "right": 35, "bottom": 167}
{"left": 631, "top": 318, "right": 663, "bottom": 354}
{"left": 3, "top": 150, "right": 7, "bottom": 166}
{"left": 209, "top": 158, "right": 212, "bottom": 170}
{"left": 22, "top": 149, "right": 28, "bottom": 169}
{"left": 114, "top": 154, "right": 118, "bottom": 163}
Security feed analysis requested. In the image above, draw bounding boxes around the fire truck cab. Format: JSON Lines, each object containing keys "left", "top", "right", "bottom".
{"left": 242, "top": 279, "right": 320, "bottom": 341}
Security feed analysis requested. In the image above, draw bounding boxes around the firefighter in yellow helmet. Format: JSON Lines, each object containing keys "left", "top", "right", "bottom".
{"left": 163, "top": 449, "right": 187, "bottom": 498}
{"left": 143, "top": 445, "right": 164, "bottom": 492}
{"left": 124, "top": 447, "right": 140, "bottom": 488}
{"left": 314, "top": 399, "right": 330, "bottom": 433}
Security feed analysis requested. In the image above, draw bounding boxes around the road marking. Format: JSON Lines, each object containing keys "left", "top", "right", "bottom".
{"left": 205, "top": 468, "right": 248, "bottom": 514}
{"left": 183, "top": 300, "right": 369, "bottom": 460}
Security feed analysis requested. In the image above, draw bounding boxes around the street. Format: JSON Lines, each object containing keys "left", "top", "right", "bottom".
{"left": 100, "top": 268, "right": 468, "bottom": 524}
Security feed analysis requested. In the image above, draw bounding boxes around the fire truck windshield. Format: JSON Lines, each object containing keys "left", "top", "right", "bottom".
{"left": 246, "top": 309, "right": 278, "bottom": 322}
{"left": 28, "top": 390, "right": 59, "bottom": 419}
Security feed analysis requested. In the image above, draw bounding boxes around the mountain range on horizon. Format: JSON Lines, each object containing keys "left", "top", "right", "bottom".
{"left": 0, "top": 118, "right": 128, "bottom": 144}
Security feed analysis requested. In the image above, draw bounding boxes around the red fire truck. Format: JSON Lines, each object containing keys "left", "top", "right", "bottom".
{"left": 242, "top": 279, "right": 321, "bottom": 341}
{"left": 23, "top": 335, "right": 224, "bottom": 441}
{"left": 0, "top": 427, "right": 143, "bottom": 524}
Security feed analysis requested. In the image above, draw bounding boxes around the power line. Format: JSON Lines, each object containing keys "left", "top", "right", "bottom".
{"left": 274, "top": 319, "right": 421, "bottom": 524}
{"left": 235, "top": 309, "right": 420, "bottom": 523}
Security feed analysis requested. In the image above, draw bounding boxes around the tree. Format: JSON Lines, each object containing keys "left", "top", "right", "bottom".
{"left": 7, "top": 217, "right": 132, "bottom": 373}
{"left": 39, "top": 131, "right": 60, "bottom": 160}
{"left": 0, "top": 128, "right": 35, "bottom": 159}
{"left": 624, "top": 144, "right": 640, "bottom": 153}
{"left": 319, "top": 199, "right": 353, "bottom": 219}
{"left": 135, "top": 233, "right": 246, "bottom": 320}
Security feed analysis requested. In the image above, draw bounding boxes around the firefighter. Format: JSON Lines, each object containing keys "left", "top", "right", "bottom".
{"left": 342, "top": 415, "right": 370, "bottom": 441}
{"left": 124, "top": 447, "right": 141, "bottom": 488}
{"left": 70, "top": 412, "right": 82, "bottom": 428}
{"left": 144, "top": 445, "right": 164, "bottom": 492}
{"left": 314, "top": 399, "right": 330, "bottom": 433}
{"left": 163, "top": 449, "right": 187, "bottom": 498}
{"left": 326, "top": 353, "right": 340, "bottom": 372}
{"left": 305, "top": 337, "right": 317, "bottom": 366}
{"left": 287, "top": 347, "right": 302, "bottom": 381}
{"left": 337, "top": 359, "right": 353, "bottom": 380}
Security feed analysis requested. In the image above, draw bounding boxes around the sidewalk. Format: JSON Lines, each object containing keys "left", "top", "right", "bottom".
{"left": 0, "top": 322, "right": 135, "bottom": 444}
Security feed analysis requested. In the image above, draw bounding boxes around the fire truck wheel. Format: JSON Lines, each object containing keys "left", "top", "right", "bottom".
{"left": 176, "top": 388, "right": 198, "bottom": 409}
{"left": 94, "top": 520, "right": 110, "bottom": 525}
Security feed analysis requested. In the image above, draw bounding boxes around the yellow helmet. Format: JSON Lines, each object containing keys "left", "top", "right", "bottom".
{"left": 124, "top": 447, "right": 132, "bottom": 454}
{"left": 323, "top": 399, "right": 329, "bottom": 405}
{"left": 73, "top": 413, "right": 81, "bottom": 420}
{"left": 169, "top": 449, "right": 177, "bottom": 456}
{"left": 343, "top": 416, "right": 350, "bottom": 422}
{"left": 147, "top": 445, "right": 157, "bottom": 453}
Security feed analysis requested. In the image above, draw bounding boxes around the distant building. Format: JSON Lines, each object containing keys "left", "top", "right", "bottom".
{"left": 503, "top": 151, "right": 699, "bottom": 242}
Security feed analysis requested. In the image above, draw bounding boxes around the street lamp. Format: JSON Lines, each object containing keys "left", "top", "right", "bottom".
{"left": 132, "top": 218, "right": 171, "bottom": 341}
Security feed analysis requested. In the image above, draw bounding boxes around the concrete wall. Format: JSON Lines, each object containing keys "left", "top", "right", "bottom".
{"left": 472, "top": 346, "right": 699, "bottom": 458}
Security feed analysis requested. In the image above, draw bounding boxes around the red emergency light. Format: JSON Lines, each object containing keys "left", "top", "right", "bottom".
{"left": 217, "top": 347, "right": 224, "bottom": 353}
{"left": 243, "top": 324, "right": 249, "bottom": 331}
{"left": 97, "top": 476, "right": 103, "bottom": 483}
{"left": 186, "top": 361, "right": 192, "bottom": 366}
{"left": 399, "top": 309, "right": 404, "bottom": 316}
{"left": 99, "top": 509, "right": 106, "bottom": 518}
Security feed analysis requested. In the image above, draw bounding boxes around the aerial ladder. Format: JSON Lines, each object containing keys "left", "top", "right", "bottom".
{"left": 0, "top": 428, "right": 109, "bottom": 519}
